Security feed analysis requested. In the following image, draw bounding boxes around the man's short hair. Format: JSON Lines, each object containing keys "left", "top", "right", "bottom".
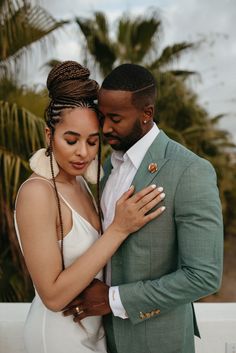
{"left": 101, "top": 63, "right": 157, "bottom": 109}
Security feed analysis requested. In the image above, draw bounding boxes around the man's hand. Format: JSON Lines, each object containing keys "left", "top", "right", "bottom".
{"left": 62, "top": 279, "right": 111, "bottom": 322}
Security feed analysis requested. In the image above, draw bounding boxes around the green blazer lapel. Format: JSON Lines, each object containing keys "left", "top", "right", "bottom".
{"left": 131, "top": 130, "right": 170, "bottom": 192}
{"left": 101, "top": 157, "right": 113, "bottom": 193}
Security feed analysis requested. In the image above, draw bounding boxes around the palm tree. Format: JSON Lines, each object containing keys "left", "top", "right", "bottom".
{"left": 76, "top": 10, "right": 196, "bottom": 78}
{"left": 0, "top": 0, "right": 68, "bottom": 77}
{"left": 0, "top": 101, "right": 46, "bottom": 301}
{"left": 0, "top": 0, "right": 69, "bottom": 301}
{"left": 76, "top": 10, "right": 236, "bottom": 241}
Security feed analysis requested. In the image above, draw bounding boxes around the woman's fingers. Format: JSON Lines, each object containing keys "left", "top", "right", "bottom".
{"left": 143, "top": 205, "right": 166, "bottom": 224}
{"left": 135, "top": 187, "right": 164, "bottom": 210}
{"left": 130, "top": 184, "right": 158, "bottom": 203}
{"left": 139, "top": 191, "right": 165, "bottom": 214}
{"left": 113, "top": 184, "right": 166, "bottom": 235}
{"left": 117, "top": 185, "right": 135, "bottom": 204}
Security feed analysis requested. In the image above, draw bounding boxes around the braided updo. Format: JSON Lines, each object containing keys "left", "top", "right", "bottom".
{"left": 45, "top": 60, "right": 99, "bottom": 130}
{"left": 44, "top": 61, "right": 102, "bottom": 270}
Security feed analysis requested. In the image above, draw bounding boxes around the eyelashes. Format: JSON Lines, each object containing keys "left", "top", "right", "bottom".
{"left": 65, "top": 140, "right": 98, "bottom": 146}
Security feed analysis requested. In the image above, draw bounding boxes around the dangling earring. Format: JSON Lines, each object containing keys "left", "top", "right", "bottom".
{"left": 83, "top": 155, "right": 104, "bottom": 184}
{"left": 29, "top": 148, "right": 59, "bottom": 179}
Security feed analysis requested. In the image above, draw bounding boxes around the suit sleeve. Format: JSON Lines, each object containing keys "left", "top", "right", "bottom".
{"left": 118, "top": 158, "right": 224, "bottom": 325}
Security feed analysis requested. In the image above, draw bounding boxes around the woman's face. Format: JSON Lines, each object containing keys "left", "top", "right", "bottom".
{"left": 46, "top": 107, "right": 100, "bottom": 177}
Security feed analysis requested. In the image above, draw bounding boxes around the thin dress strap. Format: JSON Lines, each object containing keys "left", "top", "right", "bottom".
{"left": 14, "top": 177, "right": 74, "bottom": 212}
{"left": 81, "top": 177, "right": 98, "bottom": 212}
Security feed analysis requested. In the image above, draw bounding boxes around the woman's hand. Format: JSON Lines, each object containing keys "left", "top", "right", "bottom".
{"left": 111, "top": 185, "right": 165, "bottom": 239}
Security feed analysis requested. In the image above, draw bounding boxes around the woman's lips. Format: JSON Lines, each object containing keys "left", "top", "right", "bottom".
{"left": 70, "top": 162, "right": 88, "bottom": 170}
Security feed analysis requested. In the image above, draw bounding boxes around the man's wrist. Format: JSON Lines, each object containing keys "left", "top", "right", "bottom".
{"left": 108, "top": 286, "right": 128, "bottom": 319}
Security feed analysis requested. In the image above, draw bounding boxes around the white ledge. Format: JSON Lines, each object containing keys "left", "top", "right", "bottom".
{"left": 0, "top": 303, "right": 236, "bottom": 353}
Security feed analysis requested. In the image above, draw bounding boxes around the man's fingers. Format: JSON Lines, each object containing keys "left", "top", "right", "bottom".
{"left": 73, "top": 310, "right": 87, "bottom": 322}
{"left": 63, "top": 298, "right": 83, "bottom": 311}
{"left": 62, "top": 302, "right": 83, "bottom": 317}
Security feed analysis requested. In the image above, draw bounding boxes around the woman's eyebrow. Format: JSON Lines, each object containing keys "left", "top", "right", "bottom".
{"left": 63, "top": 131, "right": 99, "bottom": 137}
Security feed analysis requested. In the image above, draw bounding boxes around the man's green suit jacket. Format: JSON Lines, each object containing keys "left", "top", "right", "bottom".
{"left": 102, "top": 130, "right": 223, "bottom": 353}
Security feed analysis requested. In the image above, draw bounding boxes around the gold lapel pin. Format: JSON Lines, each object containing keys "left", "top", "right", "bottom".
{"left": 148, "top": 163, "right": 158, "bottom": 173}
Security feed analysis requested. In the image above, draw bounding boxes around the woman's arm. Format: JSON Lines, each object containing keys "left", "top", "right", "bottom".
{"left": 16, "top": 180, "right": 165, "bottom": 311}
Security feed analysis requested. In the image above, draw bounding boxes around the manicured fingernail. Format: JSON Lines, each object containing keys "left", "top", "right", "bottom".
{"left": 161, "top": 206, "right": 166, "bottom": 211}
{"left": 129, "top": 185, "right": 134, "bottom": 190}
{"left": 151, "top": 184, "right": 156, "bottom": 189}
{"left": 157, "top": 186, "right": 163, "bottom": 192}
{"left": 160, "top": 193, "right": 165, "bottom": 199}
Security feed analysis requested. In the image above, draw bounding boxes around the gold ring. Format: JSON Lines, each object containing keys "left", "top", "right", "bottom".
{"left": 75, "top": 306, "right": 84, "bottom": 316}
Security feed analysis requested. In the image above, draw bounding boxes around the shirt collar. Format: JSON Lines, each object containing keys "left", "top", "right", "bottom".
{"left": 111, "top": 124, "right": 160, "bottom": 169}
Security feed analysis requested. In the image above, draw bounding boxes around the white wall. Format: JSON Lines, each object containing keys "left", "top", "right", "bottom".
{"left": 194, "top": 303, "right": 236, "bottom": 353}
{"left": 0, "top": 303, "right": 236, "bottom": 353}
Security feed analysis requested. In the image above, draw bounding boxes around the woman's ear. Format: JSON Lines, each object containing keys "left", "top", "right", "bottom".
{"left": 45, "top": 127, "right": 51, "bottom": 146}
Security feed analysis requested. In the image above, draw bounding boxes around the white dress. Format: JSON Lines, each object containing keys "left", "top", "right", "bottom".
{"left": 14, "top": 177, "right": 107, "bottom": 353}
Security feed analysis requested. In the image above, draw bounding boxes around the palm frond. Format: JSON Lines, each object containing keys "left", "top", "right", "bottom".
{"left": 117, "top": 13, "right": 161, "bottom": 63}
{"left": 150, "top": 42, "right": 195, "bottom": 70}
{"left": 167, "top": 69, "right": 198, "bottom": 79}
{"left": 76, "top": 14, "right": 116, "bottom": 76}
{"left": 0, "top": 1, "right": 69, "bottom": 76}
{"left": 0, "top": 101, "right": 45, "bottom": 205}
{"left": 42, "top": 59, "right": 62, "bottom": 71}
{"left": 211, "top": 114, "right": 226, "bottom": 124}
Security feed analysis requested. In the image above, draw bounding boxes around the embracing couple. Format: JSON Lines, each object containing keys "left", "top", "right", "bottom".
{"left": 15, "top": 61, "right": 223, "bottom": 353}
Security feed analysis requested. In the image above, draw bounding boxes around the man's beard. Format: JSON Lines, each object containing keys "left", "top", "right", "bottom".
{"left": 104, "top": 119, "right": 143, "bottom": 152}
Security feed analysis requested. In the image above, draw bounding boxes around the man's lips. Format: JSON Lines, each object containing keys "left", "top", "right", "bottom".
{"left": 103, "top": 135, "right": 120, "bottom": 143}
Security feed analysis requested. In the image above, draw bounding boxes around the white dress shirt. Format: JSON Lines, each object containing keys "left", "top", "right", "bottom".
{"left": 101, "top": 124, "right": 160, "bottom": 319}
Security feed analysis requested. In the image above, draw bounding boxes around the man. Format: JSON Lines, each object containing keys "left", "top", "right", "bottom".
{"left": 64, "top": 64, "right": 223, "bottom": 353}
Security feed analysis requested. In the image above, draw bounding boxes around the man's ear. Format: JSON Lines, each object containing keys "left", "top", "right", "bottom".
{"left": 143, "top": 104, "right": 154, "bottom": 124}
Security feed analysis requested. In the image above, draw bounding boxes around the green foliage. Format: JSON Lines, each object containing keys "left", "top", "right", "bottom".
{"left": 155, "top": 71, "right": 236, "bottom": 231}
{"left": 1, "top": 7, "right": 236, "bottom": 303}
{"left": 0, "top": 0, "right": 69, "bottom": 77}
{"left": 76, "top": 10, "right": 196, "bottom": 80}
{"left": 0, "top": 77, "right": 48, "bottom": 117}
{"left": 0, "top": 101, "right": 45, "bottom": 301}
{"left": 0, "top": 101, "right": 45, "bottom": 205}
{"left": 0, "top": 0, "right": 68, "bottom": 302}
{"left": 76, "top": 9, "right": 236, "bottom": 241}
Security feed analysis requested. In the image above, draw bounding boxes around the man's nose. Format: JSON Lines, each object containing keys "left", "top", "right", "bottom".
{"left": 102, "top": 118, "right": 113, "bottom": 134}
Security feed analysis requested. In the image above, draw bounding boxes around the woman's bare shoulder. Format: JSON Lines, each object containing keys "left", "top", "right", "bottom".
{"left": 16, "top": 177, "right": 56, "bottom": 210}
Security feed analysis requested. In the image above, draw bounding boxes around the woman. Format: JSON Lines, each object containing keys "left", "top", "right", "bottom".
{"left": 14, "top": 61, "right": 165, "bottom": 353}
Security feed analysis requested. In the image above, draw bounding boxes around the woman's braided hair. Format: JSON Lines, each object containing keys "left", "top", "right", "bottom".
{"left": 45, "top": 61, "right": 103, "bottom": 270}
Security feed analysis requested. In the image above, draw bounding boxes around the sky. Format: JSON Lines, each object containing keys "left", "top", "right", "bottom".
{"left": 28, "top": 0, "right": 236, "bottom": 141}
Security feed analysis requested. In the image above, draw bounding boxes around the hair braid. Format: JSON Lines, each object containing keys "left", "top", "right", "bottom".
{"left": 49, "top": 133, "right": 65, "bottom": 269}
{"left": 44, "top": 60, "right": 102, "bottom": 270}
{"left": 96, "top": 135, "right": 103, "bottom": 235}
